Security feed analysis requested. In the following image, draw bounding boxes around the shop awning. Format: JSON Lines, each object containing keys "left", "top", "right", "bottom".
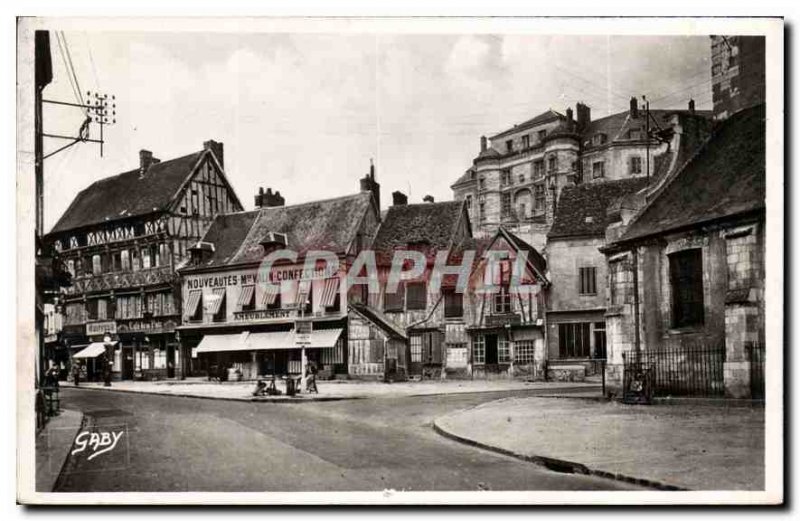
{"left": 237, "top": 284, "right": 255, "bottom": 311}
{"left": 195, "top": 328, "right": 343, "bottom": 354}
{"left": 261, "top": 284, "right": 280, "bottom": 306}
{"left": 318, "top": 278, "right": 340, "bottom": 308}
{"left": 207, "top": 287, "right": 226, "bottom": 315}
{"left": 295, "top": 279, "right": 311, "bottom": 307}
{"left": 73, "top": 342, "right": 116, "bottom": 359}
{"left": 195, "top": 333, "right": 250, "bottom": 354}
{"left": 185, "top": 290, "right": 202, "bottom": 317}
{"left": 300, "top": 328, "right": 343, "bottom": 348}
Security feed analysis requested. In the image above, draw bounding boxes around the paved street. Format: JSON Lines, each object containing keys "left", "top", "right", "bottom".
{"left": 52, "top": 387, "right": 641, "bottom": 492}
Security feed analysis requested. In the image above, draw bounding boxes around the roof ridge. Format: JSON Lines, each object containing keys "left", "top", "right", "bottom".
{"left": 255, "top": 191, "right": 368, "bottom": 212}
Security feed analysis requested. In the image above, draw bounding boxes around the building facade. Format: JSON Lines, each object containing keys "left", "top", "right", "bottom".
{"left": 602, "top": 103, "right": 766, "bottom": 399}
{"left": 176, "top": 187, "right": 380, "bottom": 381}
{"left": 45, "top": 140, "right": 243, "bottom": 380}
{"left": 711, "top": 35, "right": 766, "bottom": 121}
{"left": 451, "top": 99, "right": 713, "bottom": 252}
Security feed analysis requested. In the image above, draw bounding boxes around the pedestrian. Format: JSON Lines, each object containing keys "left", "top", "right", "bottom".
{"left": 305, "top": 361, "right": 318, "bottom": 394}
{"left": 72, "top": 362, "right": 81, "bottom": 387}
{"left": 103, "top": 356, "right": 113, "bottom": 387}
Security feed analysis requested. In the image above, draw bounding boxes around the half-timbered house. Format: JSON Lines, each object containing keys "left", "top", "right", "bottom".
{"left": 45, "top": 140, "right": 243, "bottom": 380}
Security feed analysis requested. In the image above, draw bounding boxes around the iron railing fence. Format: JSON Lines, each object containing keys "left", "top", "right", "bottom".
{"left": 623, "top": 344, "right": 725, "bottom": 398}
{"left": 747, "top": 342, "right": 765, "bottom": 400}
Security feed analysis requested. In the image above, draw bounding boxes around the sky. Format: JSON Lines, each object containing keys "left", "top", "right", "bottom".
{"left": 40, "top": 31, "right": 712, "bottom": 230}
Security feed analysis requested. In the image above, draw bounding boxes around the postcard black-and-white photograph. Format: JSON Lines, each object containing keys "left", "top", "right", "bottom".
{"left": 15, "top": 15, "right": 783, "bottom": 506}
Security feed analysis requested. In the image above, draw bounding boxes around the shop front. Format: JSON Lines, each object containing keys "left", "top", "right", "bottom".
{"left": 179, "top": 320, "right": 346, "bottom": 384}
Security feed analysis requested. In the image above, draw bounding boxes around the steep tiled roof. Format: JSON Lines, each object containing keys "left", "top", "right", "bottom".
{"left": 617, "top": 104, "right": 765, "bottom": 243}
{"left": 548, "top": 178, "right": 649, "bottom": 239}
{"left": 451, "top": 168, "right": 476, "bottom": 188}
{"left": 499, "top": 227, "right": 548, "bottom": 277}
{"left": 372, "top": 201, "right": 466, "bottom": 261}
{"left": 50, "top": 151, "right": 205, "bottom": 234}
{"left": 491, "top": 110, "right": 564, "bottom": 139}
{"left": 185, "top": 192, "right": 374, "bottom": 269}
{"left": 350, "top": 303, "right": 407, "bottom": 339}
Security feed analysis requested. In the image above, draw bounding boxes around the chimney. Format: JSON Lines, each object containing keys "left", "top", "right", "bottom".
{"left": 254, "top": 187, "right": 265, "bottom": 208}
{"left": 254, "top": 187, "right": 284, "bottom": 208}
{"left": 139, "top": 149, "right": 158, "bottom": 172}
{"left": 629, "top": 97, "right": 639, "bottom": 119}
{"left": 359, "top": 159, "right": 381, "bottom": 211}
{"left": 480, "top": 136, "right": 487, "bottom": 152}
{"left": 423, "top": 195, "right": 435, "bottom": 203}
{"left": 203, "top": 140, "right": 224, "bottom": 169}
{"left": 688, "top": 98, "right": 696, "bottom": 115}
{"left": 566, "top": 107, "right": 574, "bottom": 123}
{"left": 576, "top": 103, "right": 591, "bottom": 131}
{"left": 392, "top": 191, "right": 408, "bottom": 206}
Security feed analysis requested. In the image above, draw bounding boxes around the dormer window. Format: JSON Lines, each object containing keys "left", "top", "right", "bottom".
{"left": 260, "top": 231, "right": 288, "bottom": 255}
{"left": 538, "top": 129, "right": 547, "bottom": 141}
{"left": 592, "top": 133, "right": 608, "bottom": 146}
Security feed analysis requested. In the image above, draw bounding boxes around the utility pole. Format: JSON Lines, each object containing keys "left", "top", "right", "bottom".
{"left": 642, "top": 95, "right": 650, "bottom": 180}
{"left": 34, "top": 29, "right": 116, "bottom": 385}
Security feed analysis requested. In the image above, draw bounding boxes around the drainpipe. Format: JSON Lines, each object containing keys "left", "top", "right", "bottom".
{"left": 632, "top": 248, "right": 642, "bottom": 358}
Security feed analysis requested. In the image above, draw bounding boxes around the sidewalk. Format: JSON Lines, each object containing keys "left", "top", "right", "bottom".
{"left": 59, "top": 378, "right": 599, "bottom": 402}
{"left": 434, "top": 396, "right": 765, "bottom": 491}
{"left": 35, "top": 409, "right": 83, "bottom": 492}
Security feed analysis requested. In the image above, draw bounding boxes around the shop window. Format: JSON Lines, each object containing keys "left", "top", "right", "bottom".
{"left": 669, "top": 248, "right": 705, "bottom": 328}
{"left": 630, "top": 156, "right": 643, "bottom": 174}
{"left": 579, "top": 266, "right": 597, "bottom": 295}
{"left": 472, "top": 335, "right": 485, "bottom": 364}
{"left": 498, "top": 338, "right": 511, "bottom": 363}
{"left": 592, "top": 161, "right": 605, "bottom": 179}
{"left": 558, "top": 322, "right": 591, "bottom": 358}
{"left": 515, "top": 341, "right": 536, "bottom": 363}
{"left": 406, "top": 282, "right": 427, "bottom": 311}
{"left": 410, "top": 335, "right": 422, "bottom": 363}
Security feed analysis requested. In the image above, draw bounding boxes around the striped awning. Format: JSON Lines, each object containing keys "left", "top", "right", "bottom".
{"left": 295, "top": 279, "right": 311, "bottom": 307}
{"left": 261, "top": 284, "right": 280, "bottom": 306}
{"left": 207, "top": 287, "right": 226, "bottom": 315}
{"left": 73, "top": 342, "right": 116, "bottom": 359}
{"left": 185, "top": 290, "right": 202, "bottom": 317}
{"left": 194, "top": 328, "right": 344, "bottom": 354}
{"left": 319, "top": 278, "right": 340, "bottom": 308}
{"left": 237, "top": 285, "right": 255, "bottom": 311}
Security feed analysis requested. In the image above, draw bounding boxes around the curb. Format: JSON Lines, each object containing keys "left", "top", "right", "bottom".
{"left": 48, "top": 410, "right": 86, "bottom": 492}
{"left": 432, "top": 411, "right": 688, "bottom": 492}
{"left": 60, "top": 383, "right": 601, "bottom": 403}
{"left": 60, "top": 385, "right": 363, "bottom": 403}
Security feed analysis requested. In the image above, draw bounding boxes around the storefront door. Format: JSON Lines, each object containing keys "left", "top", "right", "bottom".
{"left": 485, "top": 334, "right": 499, "bottom": 365}
{"left": 121, "top": 347, "right": 134, "bottom": 380}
